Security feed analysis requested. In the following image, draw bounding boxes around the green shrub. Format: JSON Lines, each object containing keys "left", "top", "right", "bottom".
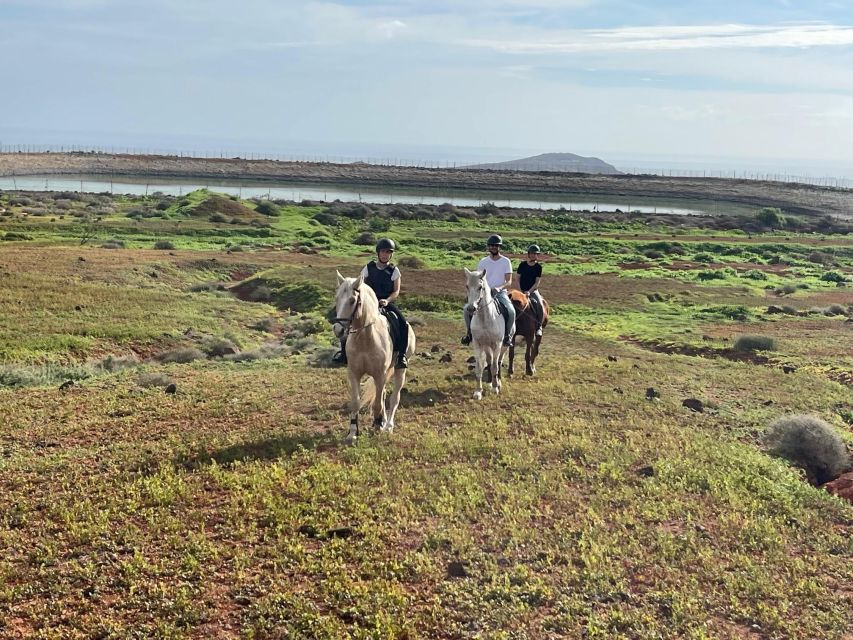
{"left": 756, "top": 207, "right": 785, "bottom": 229}
{"left": 763, "top": 415, "right": 850, "bottom": 484}
{"left": 154, "top": 240, "right": 175, "bottom": 250}
{"left": 693, "top": 252, "right": 716, "bottom": 263}
{"left": 313, "top": 212, "right": 339, "bottom": 226}
{"left": 272, "top": 282, "right": 331, "bottom": 312}
{"left": 733, "top": 335, "right": 776, "bottom": 352}
{"left": 402, "top": 295, "right": 461, "bottom": 313}
{"left": 209, "top": 213, "right": 228, "bottom": 223}
{"left": 820, "top": 271, "right": 847, "bottom": 283}
{"left": 354, "top": 232, "right": 375, "bottom": 246}
{"left": 741, "top": 269, "right": 768, "bottom": 281}
{"left": 255, "top": 201, "right": 280, "bottom": 216}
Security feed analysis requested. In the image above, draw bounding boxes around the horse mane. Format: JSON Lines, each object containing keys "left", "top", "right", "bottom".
{"left": 508, "top": 289, "right": 529, "bottom": 310}
{"left": 354, "top": 279, "right": 381, "bottom": 328}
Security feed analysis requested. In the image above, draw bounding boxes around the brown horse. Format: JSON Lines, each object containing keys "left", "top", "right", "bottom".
{"left": 507, "top": 290, "right": 549, "bottom": 377}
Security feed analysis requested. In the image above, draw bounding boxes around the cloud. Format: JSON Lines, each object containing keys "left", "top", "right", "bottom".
{"left": 463, "top": 23, "right": 853, "bottom": 54}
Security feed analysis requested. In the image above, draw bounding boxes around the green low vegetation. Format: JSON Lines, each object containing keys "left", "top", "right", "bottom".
{"left": 0, "top": 187, "right": 851, "bottom": 638}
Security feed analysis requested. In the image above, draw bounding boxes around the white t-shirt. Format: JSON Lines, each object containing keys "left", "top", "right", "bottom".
{"left": 360, "top": 264, "right": 400, "bottom": 281}
{"left": 477, "top": 255, "right": 512, "bottom": 289}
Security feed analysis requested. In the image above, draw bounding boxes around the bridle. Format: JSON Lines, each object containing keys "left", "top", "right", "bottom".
{"left": 334, "top": 284, "right": 377, "bottom": 335}
{"left": 469, "top": 279, "right": 498, "bottom": 316}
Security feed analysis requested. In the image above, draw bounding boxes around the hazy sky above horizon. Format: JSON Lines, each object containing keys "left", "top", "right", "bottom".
{"left": 2, "top": 0, "right": 853, "bottom": 168}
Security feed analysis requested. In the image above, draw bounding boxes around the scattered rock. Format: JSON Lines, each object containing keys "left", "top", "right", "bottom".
{"left": 823, "top": 472, "right": 853, "bottom": 505}
{"left": 607, "top": 355, "right": 618, "bottom": 362}
{"left": 74, "top": 305, "right": 83, "bottom": 311}
{"left": 150, "top": 271, "right": 158, "bottom": 278}
{"left": 431, "top": 345, "right": 442, "bottom": 353}
{"left": 682, "top": 398, "right": 704, "bottom": 413}
{"left": 636, "top": 465, "right": 655, "bottom": 477}
{"left": 633, "top": 364, "right": 641, "bottom": 369}
{"left": 77, "top": 256, "right": 86, "bottom": 262}
{"left": 164, "top": 383, "right": 177, "bottom": 394}
{"left": 297, "top": 524, "right": 319, "bottom": 538}
{"left": 762, "top": 399, "right": 774, "bottom": 406}
{"left": 327, "top": 526, "right": 354, "bottom": 539}
{"left": 439, "top": 353, "right": 453, "bottom": 363}
{"left": 645, "top": 387, "right": 660, "bottom": 400}
{"left": 782, "top": 364, "right": 797, "bottom": 374}
{"left": 418, "top": 351, "right": 433, "bottom": 359}
{"left": 446, "top": 561, "right": 469, "bottom": 578}
{"left": 766, "top": 305, "right": 784, "bottom": 314}
{"left": 58, "top": 380, "right": 74, "bottom": 392}
{"left": 702, "top": 335, "right": 714, "bottom": 341}
{"left": 613, "top": 387, "right": 624, "bottom": 394}
{"left": 466, "top": 356, "right": 476, "bottom": 364}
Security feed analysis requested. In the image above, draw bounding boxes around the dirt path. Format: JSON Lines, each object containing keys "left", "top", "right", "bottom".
{"left": 2, "top": 152, "right": 852, "bottom": 218}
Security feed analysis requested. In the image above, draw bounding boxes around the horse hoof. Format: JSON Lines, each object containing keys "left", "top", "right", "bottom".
{"left": 473, "top": 390, "right": 483, "bottom": 400}
{"left": 344, "top": 434, "right": 357, "bottom": 446}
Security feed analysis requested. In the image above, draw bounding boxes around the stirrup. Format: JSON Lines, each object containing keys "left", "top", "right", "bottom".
{"left": 503, "top": 336, "right": 513, "bottom": 347}
{"left": 395, "top": 354, "right": 408, "bottom": 369}
{"left": 332, "top": 350, "right": 347, "bottom": 364}
{"left": 460, "top": 334, "right": 472, "bottom": 345}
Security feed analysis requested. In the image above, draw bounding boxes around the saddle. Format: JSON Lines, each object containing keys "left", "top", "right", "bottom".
{"left": 380, "top": 307, "right": 406, "bottom": 349}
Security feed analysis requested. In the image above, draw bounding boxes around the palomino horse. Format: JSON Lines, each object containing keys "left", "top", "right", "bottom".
{"left": 334, "top": 271, "right": 416, "bottom": 444}
{"left": 464, "top": 268, "right": 513, "bottom": 400}
{"left": 507, "top": 290, "right": 550, "bottom": 376}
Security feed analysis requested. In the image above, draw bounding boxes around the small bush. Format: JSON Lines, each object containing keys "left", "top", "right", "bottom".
{"left": 156, "top": 347, "right": 205, "bottom": 364}
{"left": 307, "top": 347, "right": 340, "bottom": 368}
{"left": 741, "top": 269, "right": 768, "bottom": 281}
{"left": 254, "top": 201, "right": 280, "bottom": 216}
{"left": 101, "top": 239, "right": 125, "bottom": 250}
{"left": 252, "top": 317, "right": 277, "bottom": 332}
{"left": 2, "top": 232, "right": 34, "bottom": 241}
{"left": 696, "top": 269, "right": 729, "bottom": 281}
{"left": 756, "top": 207, "right": 785, "bottom": 229}
{"left": 693, "top": 252, "right": 716, "bottom": 263}
{"left": 808, "top": 251, "right": 834, "bottom": 266}
{"left": 202, "top": 336, "right": 239, "bottom": 358}
{"left": 354, "top": 232, "right": 376, "bottom": 246}
{"left": 763, "top": 415, "right": 850, "bottom": 484}
{"left": 398, "top": 256, "right": 426, "bottom": 269}
{"left": 776, "top": 284, "right": 798, "bottom": 295}
{"left": 137, "top": 372, "right": 174, "bottom": 388}
{"left": 209, "top": 213, "right": 228, "bottom": 223}
{"left": 154, "top": 240, "right": 175, "bottom": 250}
{"left": 643, "top": 250, "right": 664, "bottom": 259}
{"left": 733, "top": 335, "right": 776, "bottom": 352}
{"left": 820, "top": 271, "right": 846, "bottom": 283}
{"left": 313, "top": 212, "right": 339, "bottom": 226}
{"left": 826, "top": 304, "right": 847, "bottom": 316}
{"left": 97, "top": 354, "right": 139, "bottom": 373}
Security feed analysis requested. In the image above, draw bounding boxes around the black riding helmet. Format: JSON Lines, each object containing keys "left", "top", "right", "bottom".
{"left": 375, "top": 238, "right": 396, "bottom": 252}
{"left": 487, "top": 234, "right": 503, "bottom": 246}
{"left": 527, "top": 244, "right": 542, "bottom": 254}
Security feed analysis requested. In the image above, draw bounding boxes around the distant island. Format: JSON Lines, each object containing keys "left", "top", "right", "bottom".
{"left": 465, "top": 152, "right": 622, "bottom": 175}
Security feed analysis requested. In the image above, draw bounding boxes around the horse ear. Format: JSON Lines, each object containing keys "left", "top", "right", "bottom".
{"left": 479, "top": 269, "right": 487, "bottom": 279}
{"left": 354, "top": 274, "right": 364, "bottom": 289}
{"left": 464, "top": 267, "right": 471, "bottom": 276}
{"left": 336, "top": 270, "right": 345, "bottom": 285}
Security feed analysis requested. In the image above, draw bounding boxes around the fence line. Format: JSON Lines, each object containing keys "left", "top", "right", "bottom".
{"left": 0, "top": 143, "right": 850, "bottom": 189}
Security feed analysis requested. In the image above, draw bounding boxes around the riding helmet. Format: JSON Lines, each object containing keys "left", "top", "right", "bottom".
{"left": 375, "top": 238, "right": 396, "bottom": 252}
{"left": 486, "top": 234, "right": 503, "bottom": 246}
{"left": 527, "top": 244, "right": 542, "bottom": 254}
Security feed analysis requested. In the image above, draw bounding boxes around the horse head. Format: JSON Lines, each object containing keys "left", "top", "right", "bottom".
{"left": 464, "top": 268, "right": 489, "bottom": 312}
{"left": 335, "top": 271, "right": 379, "bottom": 332}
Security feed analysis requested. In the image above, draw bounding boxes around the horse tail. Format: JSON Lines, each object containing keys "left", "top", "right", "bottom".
{"left": 360, "top": 378, "right": 377, "bottom": 410}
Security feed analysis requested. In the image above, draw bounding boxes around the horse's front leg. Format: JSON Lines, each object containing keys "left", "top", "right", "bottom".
{"left": 371, "top": 372, "right": 386, "bottom": 432}
{"left": 525, "top": 337, "right": 535, "bottom": 376}
{"left": 385, "top": 368, "right": 406, "bottom": 432}
{"left": 345, "top": 370, "right": 361, "bottom": 445}
{"left": 492, "top": 350, "right": 503, "bottom": 395}
{"left": 473, "top": 348, "right": 485, "bottom": 400}
{"left": 508, "top": 341, "right": 515, "bottom": 377}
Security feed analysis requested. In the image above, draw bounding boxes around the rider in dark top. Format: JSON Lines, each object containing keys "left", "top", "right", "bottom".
{"left": 333, "top": 238, "right": 409, "bottom": 369}
{"left": 515, "top": 244, "right": 545, "bottom": 336}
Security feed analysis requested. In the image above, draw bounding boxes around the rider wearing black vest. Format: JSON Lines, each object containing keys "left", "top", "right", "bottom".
{"left": 333, "top": 238, "right": 409, "bottom": 369}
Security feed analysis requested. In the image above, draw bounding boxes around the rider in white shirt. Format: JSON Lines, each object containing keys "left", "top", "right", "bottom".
{"left": 461, "top": 234, "right": 516, "bottom": 347}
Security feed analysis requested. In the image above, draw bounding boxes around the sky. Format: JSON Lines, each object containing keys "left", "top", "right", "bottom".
{"left": 2, "top": 0, "right": 853, "bottom": 174}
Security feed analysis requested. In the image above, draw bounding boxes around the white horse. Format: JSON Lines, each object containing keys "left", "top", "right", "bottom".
{"left": 333, "top": 271, "right": 416, "bottom": 444}
{"left": 464, "top": 268, "right": 511, "bottom": 400}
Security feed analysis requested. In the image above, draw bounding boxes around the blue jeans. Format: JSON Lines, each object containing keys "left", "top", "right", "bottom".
{"left": 463, "top": 289, "right": 516, "bottom": 339}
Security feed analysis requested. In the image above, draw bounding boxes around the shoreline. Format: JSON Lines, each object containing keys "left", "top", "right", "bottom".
{"left": 2, "top": 152, "right": 852, "bottom": 218}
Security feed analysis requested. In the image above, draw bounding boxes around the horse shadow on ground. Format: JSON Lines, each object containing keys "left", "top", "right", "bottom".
{"left": 173, "top": 432, "right": 338, "bottom": 471}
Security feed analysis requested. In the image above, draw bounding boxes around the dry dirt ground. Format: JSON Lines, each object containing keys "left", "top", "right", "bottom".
{"left": 2, "top": 152, "right": 853, "bottom": 218}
